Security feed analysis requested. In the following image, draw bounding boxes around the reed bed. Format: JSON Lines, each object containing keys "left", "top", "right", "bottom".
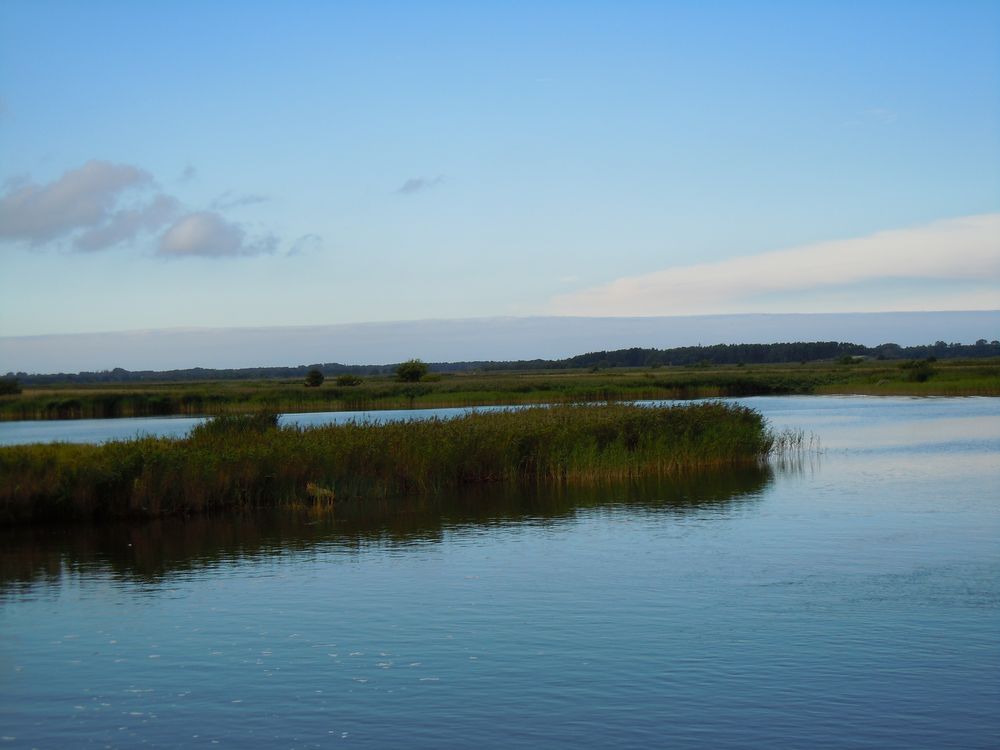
{"left": 0, "top": 402, "right": 777, "bottom": 524}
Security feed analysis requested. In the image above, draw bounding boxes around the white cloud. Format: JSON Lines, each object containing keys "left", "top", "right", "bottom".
{"left": 395, "top": 175, "right": 444, "bottom": 195}
{"left": 158, "top": 211, "right": 276, "bottom": 258}
{"left": 288, "top": 233, "right": 323, "bottom": 256}
{"left": 549, "top": 214, "right": 1000, "bottom": 316}
{"left": 0, "top": 160, "right": 152, "bottom": 244}
{"left": 74, "top": 194, "right": 181, "bottom": 252}
{"left": 0, "top": 160, "right": 303, "bottom": 260}
{"left": 211, "top": 192, "right": 269, "bottom": 210}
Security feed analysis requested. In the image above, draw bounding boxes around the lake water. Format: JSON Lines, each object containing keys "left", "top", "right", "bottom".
{"left": 0, "top": 405, "right": 539, "bottom": 447}
{"left": 0, "top": 406, "right": 502, "bottom": 447}
{"left": 1, "top": 397, "right": 998, "bottom": 748}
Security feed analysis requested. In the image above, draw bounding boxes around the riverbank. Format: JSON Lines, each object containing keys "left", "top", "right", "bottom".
{"left": 2, "top": 358, "right": 997, "bottom": 421}
{"left": 0, "top": 403, "right": 780, "bottom": 524}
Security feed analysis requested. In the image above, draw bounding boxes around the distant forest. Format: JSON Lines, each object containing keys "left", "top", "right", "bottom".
{"left": 6, "top": 338, "right": 999, "bottom": 386}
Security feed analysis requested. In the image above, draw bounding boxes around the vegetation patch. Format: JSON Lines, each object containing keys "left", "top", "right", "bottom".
{"left": 0, "top": 402, "right": 780, "bottom": 525}
{"left": 2, "top": 357, "right": 997, "bottom": 422}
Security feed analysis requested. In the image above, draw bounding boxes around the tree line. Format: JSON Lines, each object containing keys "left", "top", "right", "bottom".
{"left": 5, "top": 338, "right": 998, "bottom": 386}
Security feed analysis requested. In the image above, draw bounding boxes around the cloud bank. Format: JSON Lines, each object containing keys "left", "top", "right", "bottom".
{"left": 0, "top": 161, "right": 295, "bottom": 259}
{"left": 0, "top": 161, "right": 152, "bottom": 244}
{"left": 3, "top": 312, "right": 998, "bottom": 373}
{"left": 74, "top": 193, "right": 181, "bottom": 252}
{"left": 550, "top": 214, "right": 1000, "bottom": 316}
{"left": 158, "top": 212, "right": 276, "bottom": 258}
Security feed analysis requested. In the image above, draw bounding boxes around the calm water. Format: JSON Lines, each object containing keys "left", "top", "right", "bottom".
{"left": 1, "top": 397, "right": 998, "bottom": 748}
{"left": 0, "top": 406, "right": 516, "bottom": 447}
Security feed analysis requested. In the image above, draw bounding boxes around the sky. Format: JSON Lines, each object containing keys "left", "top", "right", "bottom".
{"left": 0, "top": 1, "right": 998, "bottom": 354}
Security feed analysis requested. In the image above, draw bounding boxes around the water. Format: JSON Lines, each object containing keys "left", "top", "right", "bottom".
{"left": 0, "top": 406, "right": 518, "bottom": 447}
{"left": 1, "top": 397, "right": 998, "bottom": 748}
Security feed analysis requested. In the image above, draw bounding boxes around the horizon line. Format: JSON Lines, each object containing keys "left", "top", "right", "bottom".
{"left": 2, "top": 309, "right": 997, "bottom": 341}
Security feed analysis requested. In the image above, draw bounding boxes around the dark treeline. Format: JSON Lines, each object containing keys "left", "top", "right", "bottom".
{"left": 6, "top": 338, "right": 999, "bottom": 385}
{"left": 537, "top": 338, "right": 1000, "bottom": 371}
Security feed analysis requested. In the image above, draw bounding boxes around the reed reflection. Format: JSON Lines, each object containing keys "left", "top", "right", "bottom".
{"left": 0, "top": 465, "right": 773, "bottom": 596}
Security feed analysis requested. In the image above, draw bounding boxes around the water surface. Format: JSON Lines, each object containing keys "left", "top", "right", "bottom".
{"left": 1, "top": 397, "right": 998, "bottom": 748}
{"left": 0, "top": 406, "right": 513, "bottom": 446}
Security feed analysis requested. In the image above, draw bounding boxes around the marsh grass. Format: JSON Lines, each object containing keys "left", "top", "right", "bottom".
{"left": 3, "top": 358, "right": 997, "bottom": 422}
{"left": 0, "top": 402, "right": 777, "bottom": 524}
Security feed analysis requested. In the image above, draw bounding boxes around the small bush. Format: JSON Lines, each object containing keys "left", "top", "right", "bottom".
{"left": 305, "top": 368, "right": 325, "bottom": 387}
{"left": 396, "top": 359, "right": 429, "bottom": 382}
{"left": 899, "top": 360, "right": 935, "bottom": 382}
{"left": 336, "top": 374, "right": 363, "bottom": 386}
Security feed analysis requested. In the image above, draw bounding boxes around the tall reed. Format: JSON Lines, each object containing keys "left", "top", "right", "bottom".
{"left": 1, "top": 403, "right": 775, "bottom": 524}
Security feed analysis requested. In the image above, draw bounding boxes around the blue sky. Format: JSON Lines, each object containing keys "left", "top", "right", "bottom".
{"left": 1, "top": 0, "right": 997, "bottom": 340}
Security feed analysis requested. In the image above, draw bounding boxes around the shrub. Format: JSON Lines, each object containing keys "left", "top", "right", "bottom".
{"left": 305, "top": 368, "right": 325, "bottom": 387}
{"left": 336, "top": 374, "right": 362, "bottom": 386}
{"left": 899, "top": 360, "right": 935, "bottom": 382}
{"left": 396, "top": 359, "right": 429, "bottom": 382}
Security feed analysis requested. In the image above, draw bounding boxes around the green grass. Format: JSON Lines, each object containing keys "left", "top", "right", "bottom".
{"left": 2, "top": 358, "right": 997, "bottom": 422}
{"left": 0, "top": 402, "right": 779, "bottom": 524}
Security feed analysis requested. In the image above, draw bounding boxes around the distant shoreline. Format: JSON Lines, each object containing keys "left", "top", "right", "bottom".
{"left": 1, "top": 357, "right": 997, "bottom": 422}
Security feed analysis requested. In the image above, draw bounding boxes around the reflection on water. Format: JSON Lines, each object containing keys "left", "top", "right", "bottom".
{"left": 0, "top": 466, "right": 772, "bottom": 594}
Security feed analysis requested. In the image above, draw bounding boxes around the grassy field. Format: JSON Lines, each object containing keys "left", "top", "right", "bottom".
{"left": 1, "top": 358, "right": 998, "bottom": 421}
{"left": 0, "top": 402, "right": 781, "bottom": 524}
{"left": 0, "top": 359, "right": 1000, "bottom": 420}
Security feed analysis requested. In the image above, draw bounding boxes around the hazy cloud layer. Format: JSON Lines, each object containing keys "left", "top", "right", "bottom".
{"left": 0, "top": 160, "right": 152, "bottom": 244}
{"left": 396, "top": 175, "right": 444, "bottom": 195}
{"left": 158, "top": 212, "right": 277, "bottom": 258}
{"left": 550, "top": 214, "right": 1000, "bottom": 316}
{"left": 4, "top": 312, "right": 998, "bottom": 372}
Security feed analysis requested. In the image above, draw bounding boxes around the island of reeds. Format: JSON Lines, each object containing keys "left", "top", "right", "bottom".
{"left": 0, "top": 402, "right": 784, "bottom": 525}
